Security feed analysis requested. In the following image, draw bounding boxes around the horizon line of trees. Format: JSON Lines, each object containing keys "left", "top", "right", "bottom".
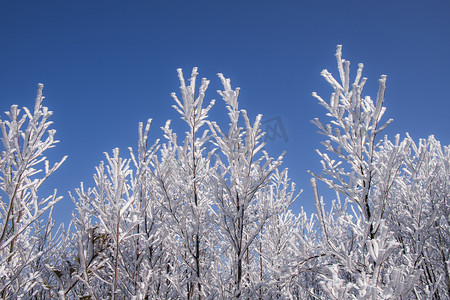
{"left": 1, "top": 46, "right": 448, "bottom": 299}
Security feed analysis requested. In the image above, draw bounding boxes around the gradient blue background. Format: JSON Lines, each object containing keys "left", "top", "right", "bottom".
{"left": 1, "top": 1, "right": 449, "bottom": 226}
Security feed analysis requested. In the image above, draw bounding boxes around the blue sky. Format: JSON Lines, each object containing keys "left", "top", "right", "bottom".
{"left": 1, "top": 1, "right": 449, "bottom": 225}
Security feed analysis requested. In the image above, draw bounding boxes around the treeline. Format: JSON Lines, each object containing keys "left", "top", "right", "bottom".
{"left": 0, "top": 46, "right": 448, "bottom": 299}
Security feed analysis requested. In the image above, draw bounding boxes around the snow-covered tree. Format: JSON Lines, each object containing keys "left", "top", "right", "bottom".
{"left": 151, "top": 67, "right": 217, "bottom": 298}
{"left": 307, "top": 45, "right": 449, "bottom": 299}
{"left": 67, "top": 123, "right": 164, "bottom": 299}
{"left": 208, "top": 73, "right": 300, "bottom": 298}
{"left": 383, "top": 134, "right": 450, "bottom": 298}
{"left": 0, "top": 84, "right": 66, "bottom": 298}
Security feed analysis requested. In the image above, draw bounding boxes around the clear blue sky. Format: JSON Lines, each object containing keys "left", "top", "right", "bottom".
{"left": 1, "top": 1, "right": 449, "bottom": 225}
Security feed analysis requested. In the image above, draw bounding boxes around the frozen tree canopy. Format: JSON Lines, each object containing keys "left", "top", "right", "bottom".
{"left": 0, "top": 46, "right": 448, "bottom": 299}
